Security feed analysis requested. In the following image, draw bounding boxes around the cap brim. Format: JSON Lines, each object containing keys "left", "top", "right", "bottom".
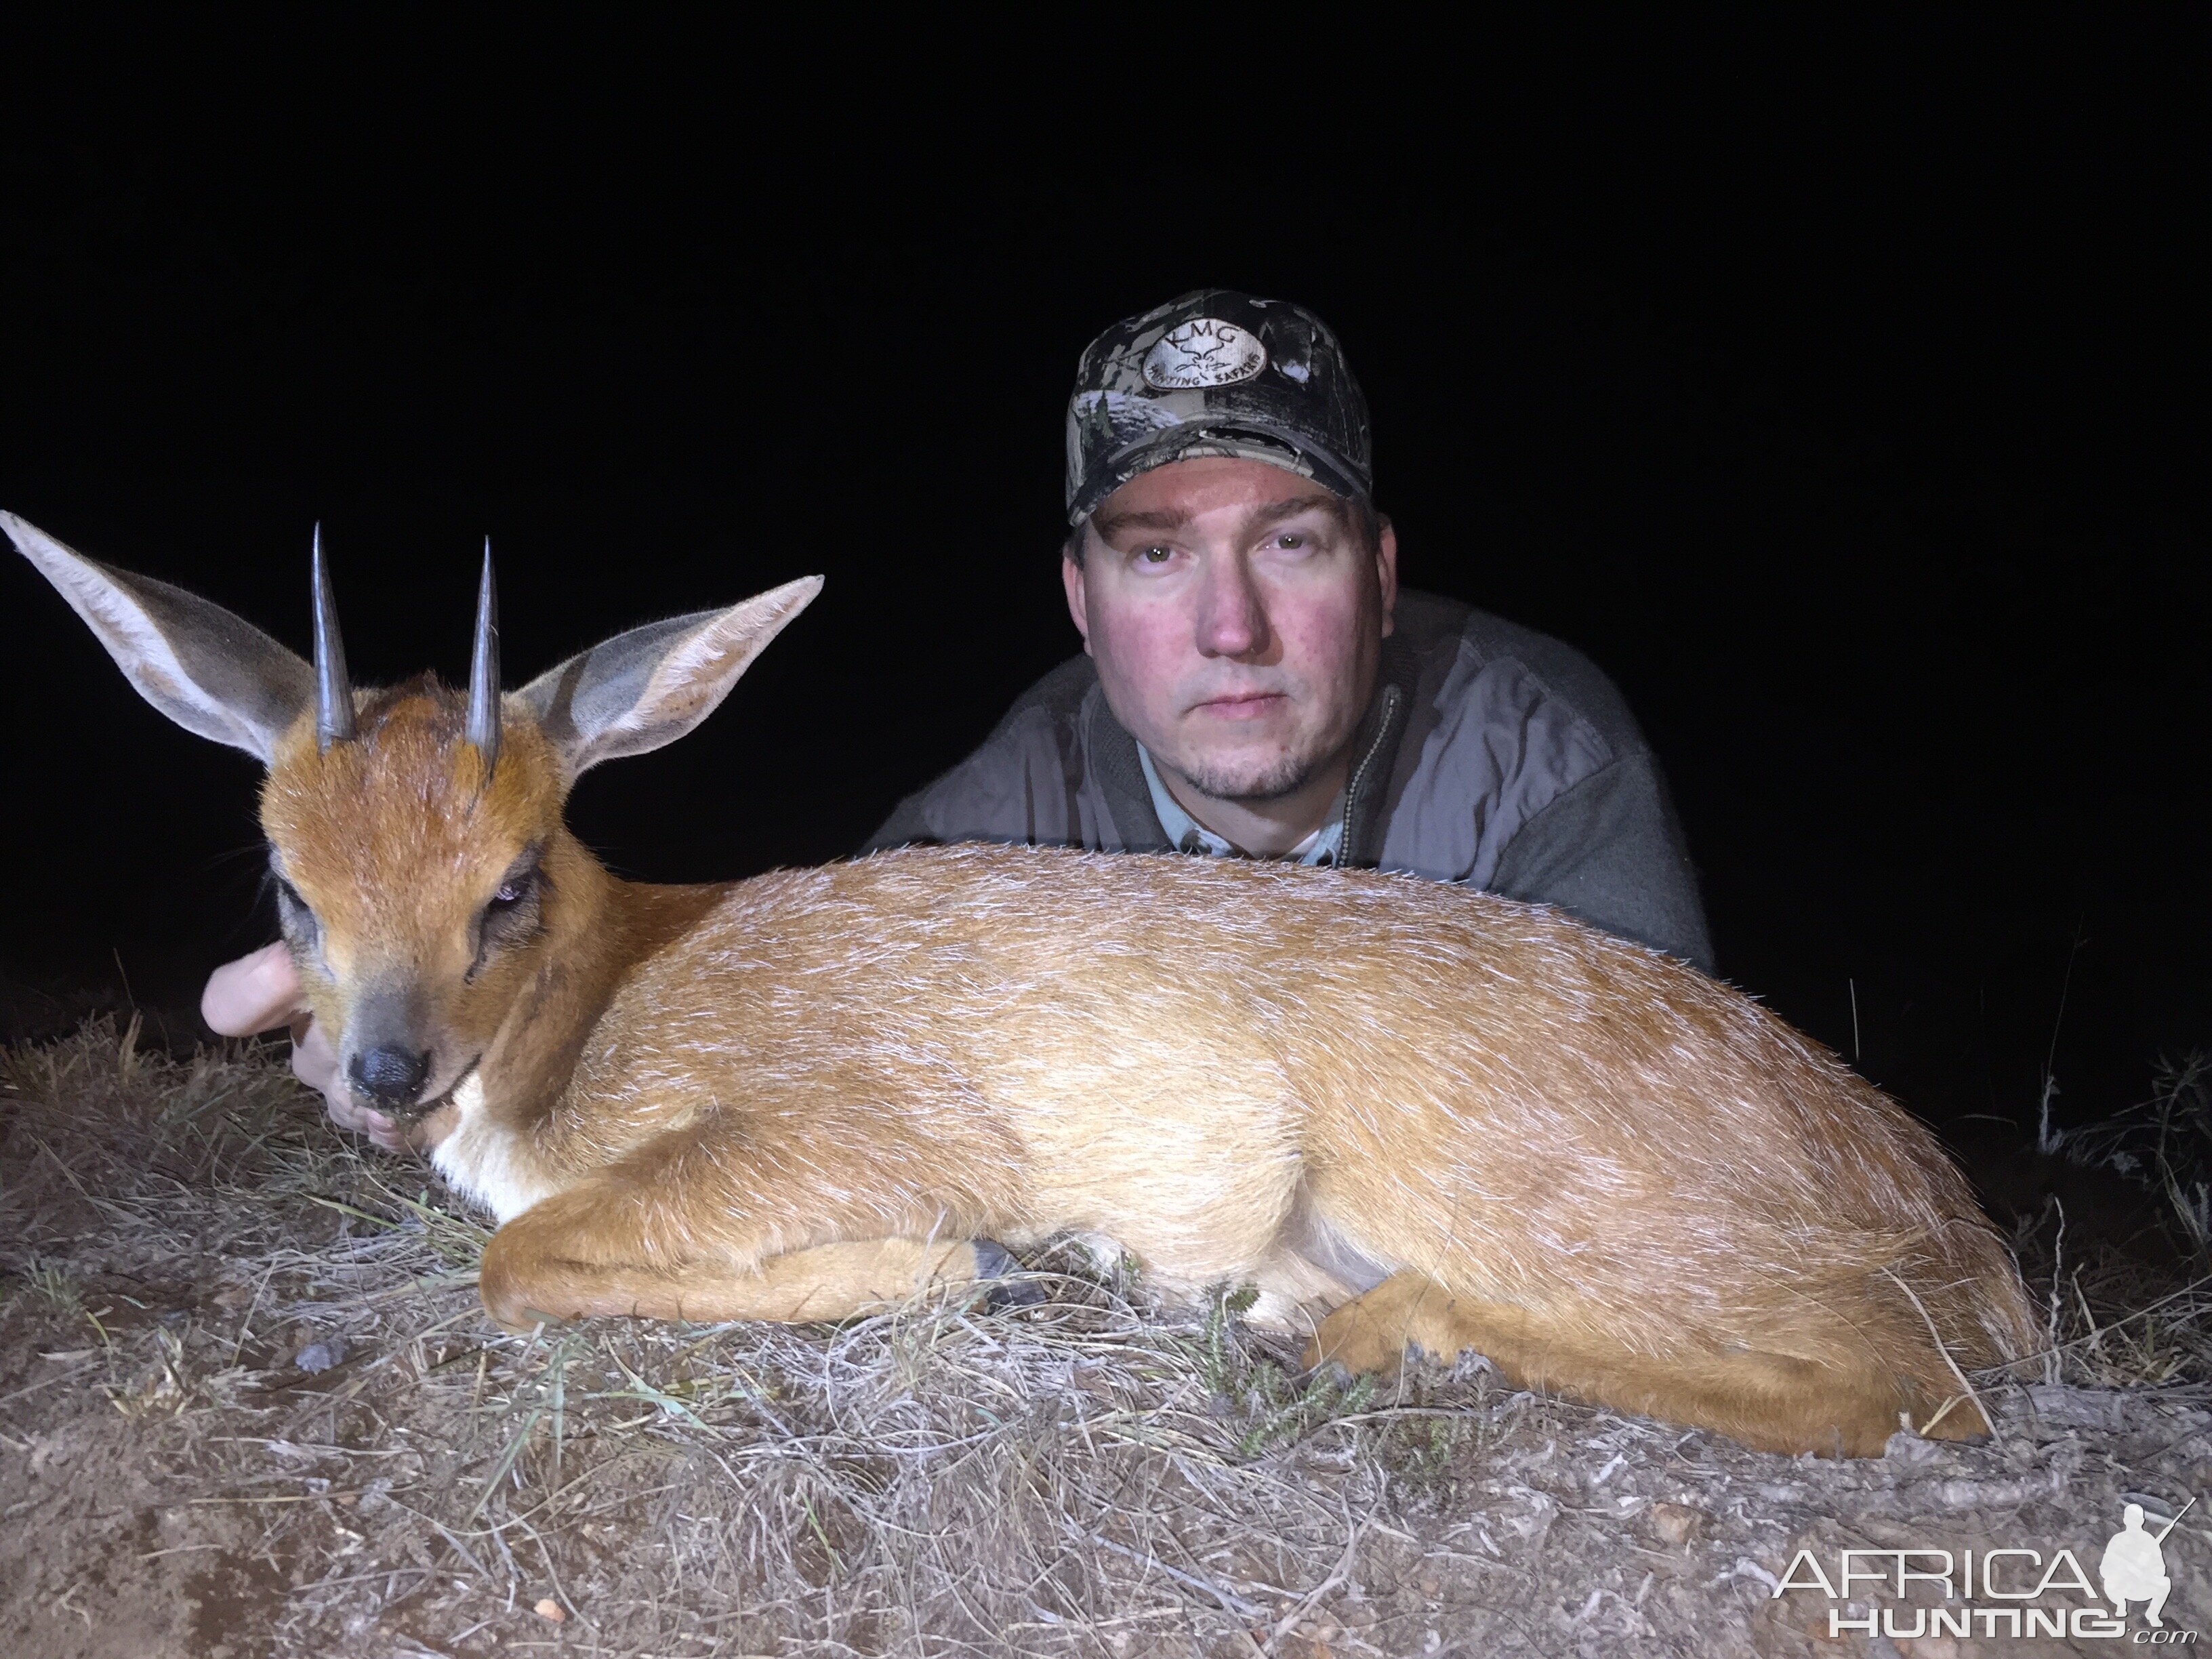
{"left": 1069, "top": 422, "right": 1369, "bottom": 525}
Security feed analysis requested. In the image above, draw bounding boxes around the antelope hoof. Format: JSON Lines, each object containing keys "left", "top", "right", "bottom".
{"left": 972, "top": 1239, "right": 1046, "bottom": 1311}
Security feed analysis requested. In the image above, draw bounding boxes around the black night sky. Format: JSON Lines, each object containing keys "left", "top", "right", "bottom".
{"left": 1, "top": 22, "right": 2205, "bottom": 1153}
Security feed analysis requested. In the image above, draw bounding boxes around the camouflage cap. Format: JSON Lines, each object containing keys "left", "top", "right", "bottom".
{"left": 1064, "top": 289, "right": 1372, "bottom": 525}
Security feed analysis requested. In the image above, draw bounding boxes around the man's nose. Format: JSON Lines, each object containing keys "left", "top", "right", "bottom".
{"left": 1195, "top": 557, "right": 1269, "bottom": 659}
{"left": 348, "top": 1043, "right": 432, "bottom": 1106}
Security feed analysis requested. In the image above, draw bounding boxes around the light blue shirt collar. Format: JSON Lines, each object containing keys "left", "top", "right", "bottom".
{"left": 1138, "top": 745, "right": 1345, "bottom": 867}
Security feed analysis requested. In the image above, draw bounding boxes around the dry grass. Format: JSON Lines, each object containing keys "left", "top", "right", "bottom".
{"left": 2007, "top": 1054, "right": 2212, "bottom": 1391}
{"left": 4, "top": 1020, "right": 2211, "bottom": 1658}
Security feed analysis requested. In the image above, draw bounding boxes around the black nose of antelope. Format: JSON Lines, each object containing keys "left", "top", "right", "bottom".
{"left": 350, "top": 1044, "right": 432, "bottom": 1106}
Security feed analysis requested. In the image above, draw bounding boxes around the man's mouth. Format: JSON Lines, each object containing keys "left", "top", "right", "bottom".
{"left": 1193, "top": 691, "right": 1287, "bottom": 720}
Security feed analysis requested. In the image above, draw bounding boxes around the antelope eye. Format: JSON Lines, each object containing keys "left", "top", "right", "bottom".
{"left": 468, "top": 855, "right": 544, "bottom": 979}
{"left": 272, "top": 875, "right": 319, "bottom": 939}
{"left": 485, "top": 857, "right": 542, "bottom": 916}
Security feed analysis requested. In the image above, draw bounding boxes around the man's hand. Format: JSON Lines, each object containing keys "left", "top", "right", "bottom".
{"left": 201, "top": 944, "right": 407, "bottom": 1151}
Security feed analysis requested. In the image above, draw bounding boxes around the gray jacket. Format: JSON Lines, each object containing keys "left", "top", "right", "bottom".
{"left": 866, "top": 590, "right": 1713, "bottom": 972}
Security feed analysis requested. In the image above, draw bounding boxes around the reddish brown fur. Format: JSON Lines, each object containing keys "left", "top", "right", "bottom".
{"left": 254, "top": 676, "right": 2036, "bottom": 1458}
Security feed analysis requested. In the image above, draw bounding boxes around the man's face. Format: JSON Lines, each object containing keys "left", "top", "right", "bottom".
{"left": 1062, "top": 456, "right": 1397, "bottom": 803}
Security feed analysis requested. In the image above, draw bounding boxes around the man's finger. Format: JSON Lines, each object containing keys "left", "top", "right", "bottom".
{"left": 325, "top": 1087, "right": 406, "bottom": 1152}
{"left": 201, "top": 943, "right": 305, "bottom": 1036}
{"left": 293, "top": 1024, "right": 406, "bottom": 1149}
{"left": 203, "top": 944, "right": 409, "bottom": 1155}
{"left": 290, "top": 1016, "right": 342, "bottom": 1094}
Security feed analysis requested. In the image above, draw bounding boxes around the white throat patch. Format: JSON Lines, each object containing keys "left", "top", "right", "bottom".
{"left": 430, "top": 1074, "right": 560, "bottom": 1223}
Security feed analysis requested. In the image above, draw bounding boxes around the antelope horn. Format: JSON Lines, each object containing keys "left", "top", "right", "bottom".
{"left": 311, "top": 524, "right": 356, "bottom": 750}
{"left": 466, "top": 538, "right": 500, "bottom": 775}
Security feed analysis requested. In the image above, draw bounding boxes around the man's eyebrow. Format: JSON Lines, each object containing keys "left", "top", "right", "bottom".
{"left": 1092, "top": 505, "right": 1193, "bottom": 538}
{"left": 1092, "top": 495, "right": 1343, "bottom": 541}
{"left": 1244, "top": 493, "right": 1345, "bottom": 531}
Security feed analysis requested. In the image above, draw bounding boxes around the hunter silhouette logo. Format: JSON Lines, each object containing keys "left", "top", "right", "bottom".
{"left": 2104, "top": 1498, "right": 2191, "bottom": 1629}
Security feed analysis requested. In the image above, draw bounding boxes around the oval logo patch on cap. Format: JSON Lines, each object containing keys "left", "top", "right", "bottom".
{"left": 1142, "top": 319, "right": 1267, "bottom": 390}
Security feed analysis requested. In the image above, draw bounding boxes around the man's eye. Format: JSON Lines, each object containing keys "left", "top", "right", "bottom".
{"left": 1276, "top": 532, "right": 1307, "bottom": 549}
{"left": 1141, "top": 546, "right": 1173, "bottom": 565}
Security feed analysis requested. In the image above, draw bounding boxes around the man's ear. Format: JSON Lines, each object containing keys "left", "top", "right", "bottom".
{"left": 1061, "top": 548, "right": 1093, "bottom": 656}
{"left": 1375, "top": 516, "right": 1399, "bottom": 640}
{"left": 5, "top": 511, "right": 314, "bottom": 762}
{"left": 516, "top": 575, "right": 823, "bottom": 783}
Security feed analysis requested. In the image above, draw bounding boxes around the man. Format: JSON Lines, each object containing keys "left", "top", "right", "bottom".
{"left": 207, "top": 289, "right": 1711, "bottom": 1143}
{"left": 867, "top": 290, "right": 1709, "bottom": 948}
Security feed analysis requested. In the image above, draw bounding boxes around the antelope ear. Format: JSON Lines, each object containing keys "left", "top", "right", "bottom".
{"left": 6, "top": 512, "right": 312, "bottom": 764}
{"left": 516, "top": 574, "right": 823, "bottom": 782}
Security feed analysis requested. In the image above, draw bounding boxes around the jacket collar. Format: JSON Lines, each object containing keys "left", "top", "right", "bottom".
{"left": 1341, "top": 628, "right": 1419, "bottom": 867}
{"left": 1082, "top": 681, "right": 1172, "bottom": 851}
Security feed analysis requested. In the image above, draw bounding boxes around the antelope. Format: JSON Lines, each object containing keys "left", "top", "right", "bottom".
{"left": 7, "top": 511, "right": 2037, "bottom": 1457}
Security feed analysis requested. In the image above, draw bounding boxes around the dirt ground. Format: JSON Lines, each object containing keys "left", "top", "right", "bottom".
{"left": 3, "top": 1021, "right": 2207, "bottom": 1658}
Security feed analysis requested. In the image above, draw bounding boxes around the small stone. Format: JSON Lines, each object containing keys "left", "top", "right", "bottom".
{"left": 535, "top": 1597, "right": 566, "bottom": 1623}
{"left": 1647, "top": 1500, "right": 1707, "bottom": 1545}
{"left": 1883, "top": 1427, "right": 1945, "bottom": 1462}
{"left": 292, "top": 1338, "right": 346, "bottom": 1373}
